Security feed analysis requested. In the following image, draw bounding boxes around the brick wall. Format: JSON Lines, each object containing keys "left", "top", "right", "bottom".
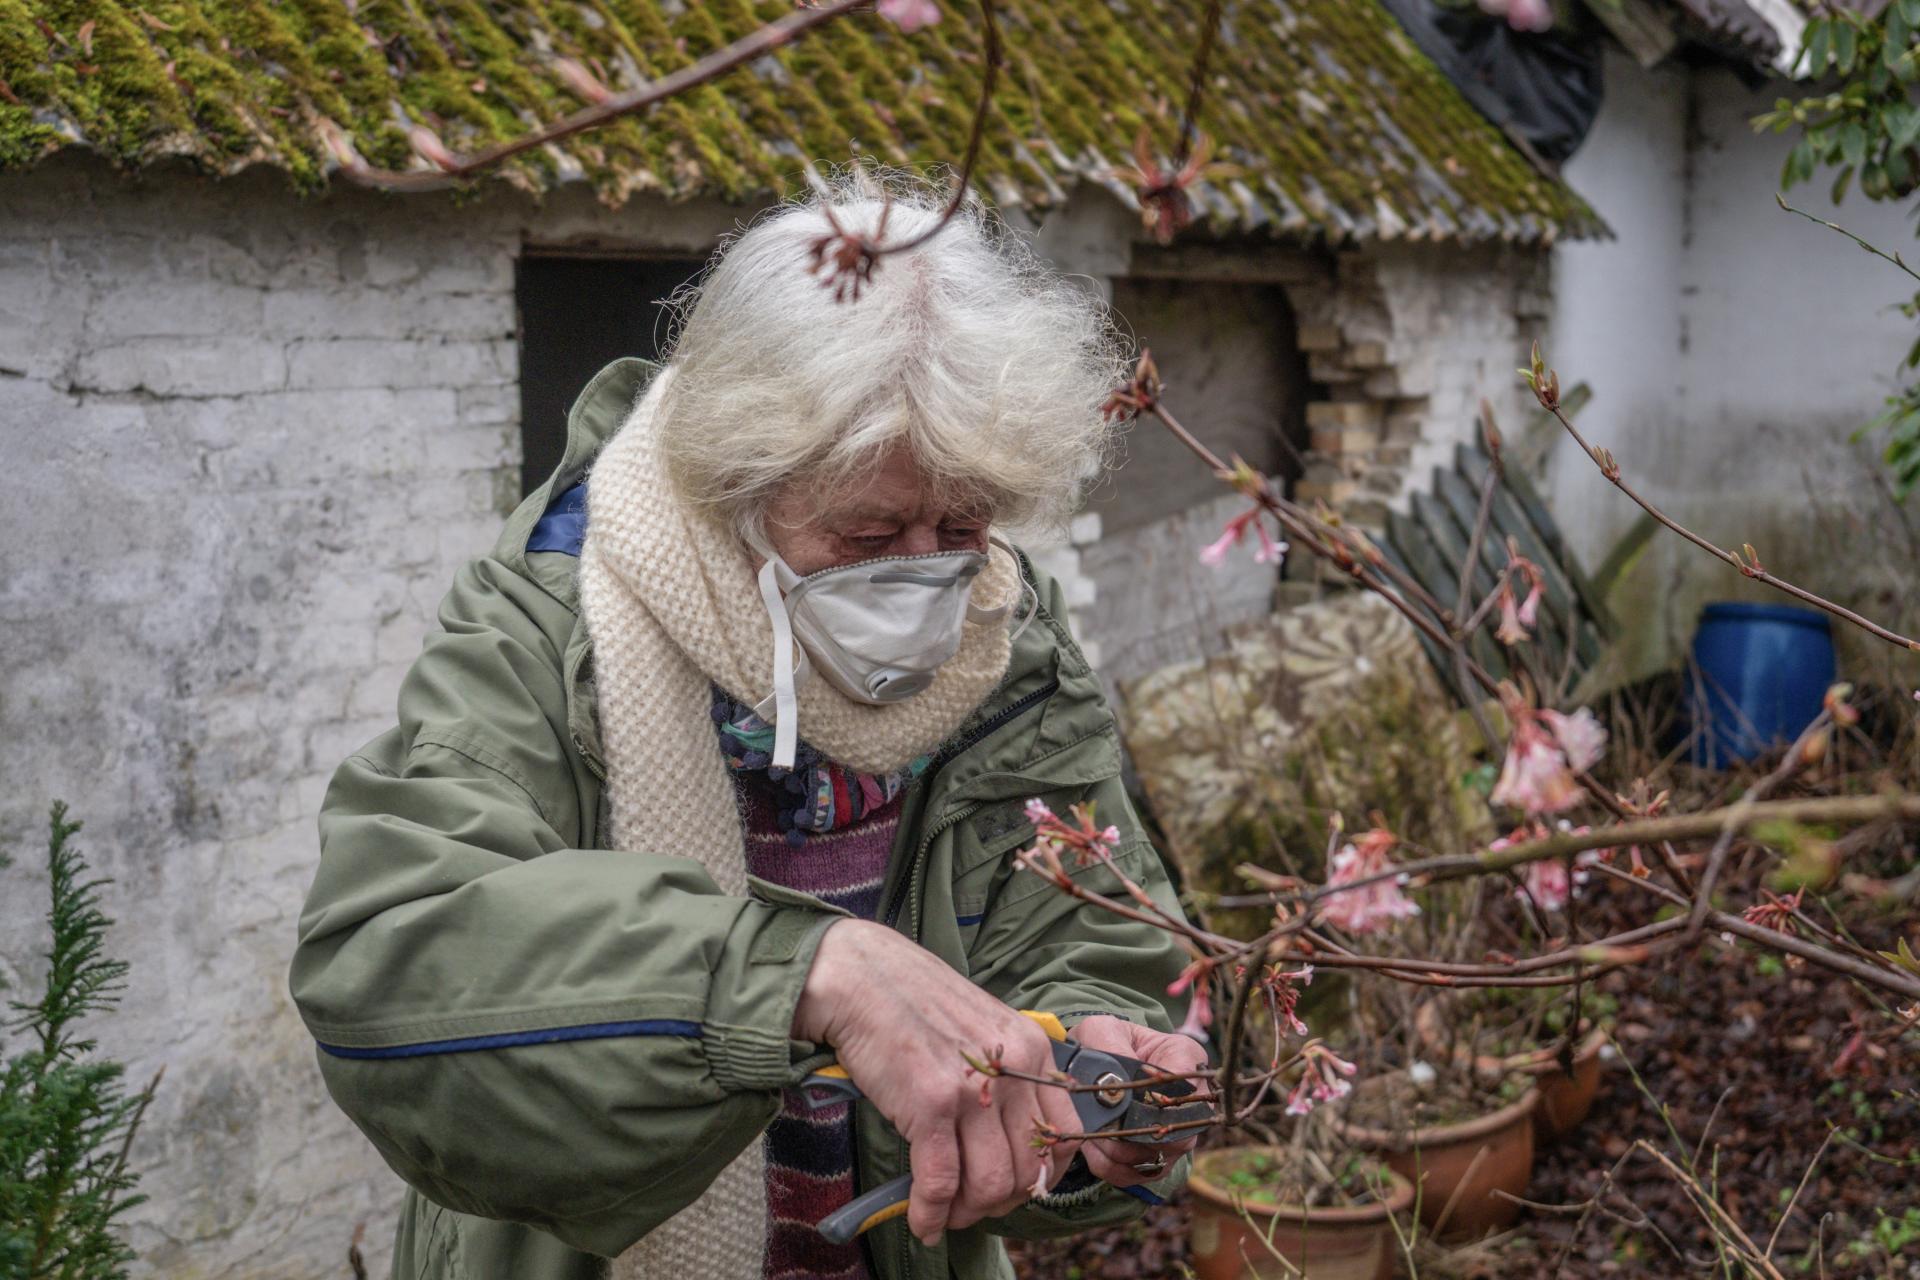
{"left": 1287, "top": 242, "right": 1552, "bottom": 530}
{"left": 1031, "top": 233, "right": 1552, "bottom": 701}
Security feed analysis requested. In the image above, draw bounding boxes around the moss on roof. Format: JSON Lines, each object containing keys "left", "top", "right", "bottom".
{"left": 0, "top": 0, "right": 1602, "bottom": 242}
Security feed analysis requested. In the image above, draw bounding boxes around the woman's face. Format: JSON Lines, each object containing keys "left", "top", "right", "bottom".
{"left": 764, "top": 442, "right": 990, "bottom": 575}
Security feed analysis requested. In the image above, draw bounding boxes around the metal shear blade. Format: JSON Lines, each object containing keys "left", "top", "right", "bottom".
{"left": 1053, "top": 1040, "right": 1211, "bottom": 1142}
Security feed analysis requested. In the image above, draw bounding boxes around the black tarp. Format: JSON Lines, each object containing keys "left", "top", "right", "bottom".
{"left": 1380, "top": 0, "right": 1606, "bottom": 165}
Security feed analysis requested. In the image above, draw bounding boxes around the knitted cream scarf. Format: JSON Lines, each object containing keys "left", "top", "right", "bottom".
{"left": 579, "top": 366, "right": 1016, "bottom": 1279}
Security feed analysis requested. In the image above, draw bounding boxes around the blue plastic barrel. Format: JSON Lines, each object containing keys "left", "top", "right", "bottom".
{"left": 1686, "top": 602, "right": 1834, "bottom": 768}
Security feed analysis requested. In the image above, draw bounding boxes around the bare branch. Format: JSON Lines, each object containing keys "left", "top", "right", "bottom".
{"left": 334, "top": 0, "right": 871, "bottom": 191}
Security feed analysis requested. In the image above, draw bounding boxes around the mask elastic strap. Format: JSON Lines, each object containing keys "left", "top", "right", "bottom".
{"left": 756, "top": 558, "right": 801, "bottom": 770}
{"left": 1007, "top": 576, "right": 1040, "bottom": 645}
{"left": 971, "top": 536, "right": 1040, "bottom": 643}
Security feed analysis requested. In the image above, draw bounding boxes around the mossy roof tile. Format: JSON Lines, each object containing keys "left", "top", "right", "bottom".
{"left": 0, "top": 0, "right": 1602, "bottom": 242}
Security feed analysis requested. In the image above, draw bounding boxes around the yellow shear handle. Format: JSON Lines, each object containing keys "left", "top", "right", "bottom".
{"left": 810, "top": 1010, "right": 1071, "bottom": 1244}
{"left": 1021, "top": 1009, "right": 1069, "bottom": 1042}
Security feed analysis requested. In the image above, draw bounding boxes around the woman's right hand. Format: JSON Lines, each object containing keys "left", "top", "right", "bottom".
{"left": 792, "top": 919, "right": 1086, "bottom": 1244}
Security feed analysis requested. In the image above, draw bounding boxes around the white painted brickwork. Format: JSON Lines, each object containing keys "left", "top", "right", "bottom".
{"left": 0, "top": 156, "right": 740, "bottom": 1278}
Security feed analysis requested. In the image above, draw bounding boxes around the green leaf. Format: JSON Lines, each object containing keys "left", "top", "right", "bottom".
{"left": 1842, "top": 121, "right": 1869, "bottom": 168}
{"left": 1888, "top": 146, "right": 1914, "bottom": 191}
{"left": 1891, "top": 2, "right": 1912, "bottom": 55}
{"left": 1880, "top": 936, "right": 1920, "bottom": 975}
{"left": 1902, "top": 0, "right": 1920, "bottom": 29}
{"left": 1887, "top": 102, "right": 1920, "bottom": 151}
{"left": 1783, "top": 137, "right": 1816, "bottom": 188}
{"left": 1832, "top": 165, "right": 1855, "bottom": 203}
{"left": 1836, "top": 18, "right": 1859, "bottom": 75}
{"left": 1808, "top": 17, "right": 1832, "bottom": 77}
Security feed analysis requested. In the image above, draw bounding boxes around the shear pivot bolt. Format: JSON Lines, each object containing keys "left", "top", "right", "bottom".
{"left": 1095, "top": 1072, "right": 1127, "bottom": 1107}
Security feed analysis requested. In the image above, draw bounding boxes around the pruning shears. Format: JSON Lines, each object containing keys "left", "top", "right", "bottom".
{"left": 805, "top": 1010, "right": 1213, "bottom": 1245}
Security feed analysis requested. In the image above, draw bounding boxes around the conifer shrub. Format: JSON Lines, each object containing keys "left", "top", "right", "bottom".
{"left": 1, "top": 802, "right": 157, "bottom": 1279}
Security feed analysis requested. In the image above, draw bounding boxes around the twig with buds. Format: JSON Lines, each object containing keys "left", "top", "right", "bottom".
{"left": 1524, "top": 343, "right": 1920, "bottom": 652}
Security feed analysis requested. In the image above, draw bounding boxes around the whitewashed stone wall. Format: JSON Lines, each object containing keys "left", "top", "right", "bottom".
{"left": 1549, "top": 56, "right": 1920, "bottom": 682}
{"left": 0, "top": 155, "right": 742, "bottom": 1278}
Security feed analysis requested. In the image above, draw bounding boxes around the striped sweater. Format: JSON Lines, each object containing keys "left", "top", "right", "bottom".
{"left": 717, "top": 693, "right": 922, "bottom": 1280}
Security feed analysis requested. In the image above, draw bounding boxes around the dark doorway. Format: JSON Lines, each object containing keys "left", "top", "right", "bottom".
{"left": 515, "top": 253, "right": 707, "bottom": 496}
{"left": 1093, "top": 278, "right": 1309, "bottom": 534}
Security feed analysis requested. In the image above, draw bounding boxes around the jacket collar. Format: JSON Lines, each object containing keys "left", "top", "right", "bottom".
{"left": 496, "top": 355, "right": 662, "bottom": 611}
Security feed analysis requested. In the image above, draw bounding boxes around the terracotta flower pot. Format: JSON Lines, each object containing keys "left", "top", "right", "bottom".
{"left": 1186, "top": 1148, "right": 1416, "bottom": 1280}
{"left": 1412, "top": 1000, "right": 1608, "bottom": 1140}
{"left": 1331, "top": 1084, "right": 1538, "bottom": 1240}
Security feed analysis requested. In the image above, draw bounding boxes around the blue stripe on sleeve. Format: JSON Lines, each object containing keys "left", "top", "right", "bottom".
{"left": 955, "top": 912, "right": 985, "bottom": 927}
{"left": 1121, "top": 1184, "right": 1166, "bottom": 1206}
{"left": 316, "top": 1017, "right": 702, "bottom": 1060}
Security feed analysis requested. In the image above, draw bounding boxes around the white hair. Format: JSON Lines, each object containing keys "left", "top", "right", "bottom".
{"left": 653, "top": 170, "right": 1129, "bottom": 547}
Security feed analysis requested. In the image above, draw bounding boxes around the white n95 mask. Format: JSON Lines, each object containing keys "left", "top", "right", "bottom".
{"left": 754, "top": 539, "right": 1034, "bottom": 769}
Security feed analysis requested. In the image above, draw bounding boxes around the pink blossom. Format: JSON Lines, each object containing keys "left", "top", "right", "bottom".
{"left": 1028, "top": 1154, "right": 1054, "bottom": 1199}
{"left": 1507, "top": 0, "right": 1555, "bottom": 31}
{"left": 1267, "top": 963, "right": 1313, "bottom": 1037}
{"left": 1491, "top": 720, "right": 1580, "bottom": 813}
{"left": 1517, "top": 857, "right": 1572, "bottom": 912}
{"left": 877, "top": 0, "right": 941, "bottom": 32}
{"left": 1317, "top": 826, "right": 1420, "bottom": 934}
{"left": 1494, "top": 554, "right": 1546, "bottom": 646}
{"left": 1496, "top": 583, "right": 1529, "bottom": 645}
{"left": 1490, "top": 820, "right": 1591, "bottom": 911}
{"left": 1169, "top": 960, "right": 1213, "bottom": 1040}
{"left": 1491, "top": 702, "right": 1605, "bottom": 815}
{"left": 1251, "top": 519, "right": 1285, "bottom": 565}
{"left": 1285, "top": 1042, "right": 1358, "bottom": 1117}
{"left": 1197, "top": 505, "right": 1287, "bottom": 569}
{"left": 1198, "top": 527, "right": 1237, "bottom": 567}
{"left": 1021, "top": 797, "right": 1119, "bottom": 865}
{"left": 1542, "top": 707, "right": 1607, "bottom": 772}
{"left": 1479, "top": 0, "right": 1553, "bottom": 31}
{"left": 1517, "top": 579, "right": 1542, "bottom": 627}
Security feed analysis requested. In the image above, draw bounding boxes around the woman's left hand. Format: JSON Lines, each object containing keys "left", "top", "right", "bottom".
{"left": 1066, "top": 1015, "right": 1210, "bottom": 1187}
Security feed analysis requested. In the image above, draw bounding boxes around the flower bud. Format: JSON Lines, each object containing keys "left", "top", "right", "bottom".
{"left": 407, "top": 124, "right": 459, "bottom": 171}
{"left": 552, "top": 56, "right": 613, "bottom": 105}
{"left": 1798, "top": 727, "right": 1830, "bottom": 765}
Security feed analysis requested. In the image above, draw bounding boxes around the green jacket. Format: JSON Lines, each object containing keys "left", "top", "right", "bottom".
{"left": 289, "top": 358, "right": 1193, "bottom": 1280}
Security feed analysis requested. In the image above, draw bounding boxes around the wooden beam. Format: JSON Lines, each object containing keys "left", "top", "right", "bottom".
{"left": 1584, "top": 0, "right": 1681, "bottom": 68}
{"left": 1125, "top": 241, "right": 1334, "bottom": 286}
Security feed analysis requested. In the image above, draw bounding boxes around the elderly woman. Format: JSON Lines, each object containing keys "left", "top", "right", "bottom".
{"left": 290, "top": 179, "right": 1205, "bottom": 1280}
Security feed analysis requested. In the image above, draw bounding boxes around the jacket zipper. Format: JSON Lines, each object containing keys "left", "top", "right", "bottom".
{"left": 876, "top": 675, "right": 1060, "bottom": 1278}
{"left": 570, "top": 730, "right": 607, "bottom": 782}
{"left": 882, "top": 677, "right": 1059, "bottom": 930}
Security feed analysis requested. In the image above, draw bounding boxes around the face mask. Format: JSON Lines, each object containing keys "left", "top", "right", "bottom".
{"left": 753, "top": 538, "right": 1035, "bottom": 769}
